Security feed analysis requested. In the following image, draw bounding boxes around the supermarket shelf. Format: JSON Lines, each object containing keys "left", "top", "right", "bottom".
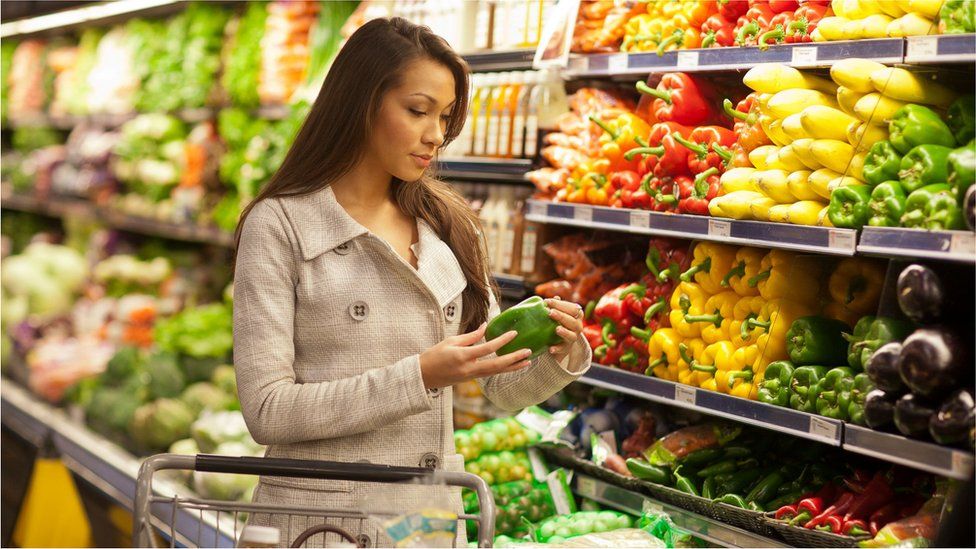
{"left": 843, "top": 425, "right": 975, "bottom": 481}
{"left": 525, "top": 200, "right": 858, "bottom": 255}
{"left": 494, "top": 272, "right": 532, "bottom": 300}
{"left": 438, "top": 157, "right": 533, "bottom": 182}
{"left": 0, "top": 382, "right": 236, "bottom": 547}
{"left": 577, "top": 364, "right": 844, "bottom": 446}
{"left": 905, "top": 34, "right": 976, "bottom": 63}
{"left": 0, "top": 0, "right": 188, "bottom": 39}
{"left": 461, "top": 49, "right": 537, "bottom": 72}
{"left": 572, "top": 474, "right": 789, "bottom": 548}
{"left": 858, "top": 226, "right": 976, "bottom": 263}
{"left": 566, "top": 39, "right": 904, "bottom": 77}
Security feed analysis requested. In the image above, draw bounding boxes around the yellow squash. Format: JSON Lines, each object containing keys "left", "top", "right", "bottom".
{"left": 869, "top": 67, "right": 958, "bottom": 108}
{"left": 800, "top": 105, "right": 860, "bottom": 141}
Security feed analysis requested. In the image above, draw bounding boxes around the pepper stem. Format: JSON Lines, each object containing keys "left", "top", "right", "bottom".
{"left": 721, "top": 261, "right": 747, "bottom": 287}
{"left": 736, "top": 20, "right": 761, "bottom": 46}
{"left": 601, "top": 320, "right": 617, "bottom": 348}
{"left": 788, "top": 18, "right": 810, "bottom": 37}
{"left": 588, "top": 114, "right": 620, "bottom": 141}
{"left": 655, "top": 192, "right": 678, "bottom": 205}
{"left": 647, "top": 357, "right": 666, "bottom": 369}
{"left": 594, "top": 345, "right": 608, "bottom": 360}
{"left": 678, "top": 343, "right": 694, "bottom": 365}
{"left": 625, "top": 146, "right": 665, "bottom": 161}
{"left": 644, "top": 300, "right": 668, "bottom": 324}
{"left": 636, "top": 80, "right": 672, "bottom": 105}
{"left": 788, "top": 510, "right": 812, "bottom": 526}
{"left": 620, "top": 351, "right": 638, "bottom": 366}
{"left": 658, "top": 262, "right": 681, "bottom": 282}
{"left": 634, "top": 135, "right": 649, "bottom": 147}
{"left": 631, "top": 326, "right": 652, "bottom": 341}
{"left": 747, "top": 269, "right": 771, "bottom": 287}
{"left": 723, "top": 98, "right": 750, "bottom": 122}
{"left": 757, "top": 24, "right": 786, "bottom": 51}
{"left": 684, "top": 310, "right": 724, "bottom": 327}
{"left": 584, "top": 300, "right": 596, "bottom": 320}
{"left": 701, "top": 30, "right": 716, "bottom": 49}
{"left": 729, "top": 370, "right": 754, "bottom": 382}
{"left": 693, "top": 167, "right": 720, "bottom": 198}
{"left": 673, "top": 133, "right": 709, "bottom": 157}
{"left": 691, "top": 363, "right": 717, "bottom": 374}
{"left": 746, "top": 317, "right": 771, "bottom": 332}
{"left": 646, "top": 248, "right": 663, "bottom": 278}
{"left": 656, "top": 30, "right": 683, "bottom": 56}
{"left": 680, "top": 257, "right": 712, "bottom": 282}
{"left": 712, "top": 143, "right": 734, "bottom": 164}
{"left": 819, "top": 390, "right": 836, "bottom": 403}
{"left": 619, "top": 283, "right": 647, "bottom": 301}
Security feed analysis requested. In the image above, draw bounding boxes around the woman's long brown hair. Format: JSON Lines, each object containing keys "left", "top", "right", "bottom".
{"left": 236, "top": 17, "right": 494, "bottom": 332}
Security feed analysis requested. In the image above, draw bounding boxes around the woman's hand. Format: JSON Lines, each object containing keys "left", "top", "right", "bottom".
{"left": 419, "top": 324, "right": 531, "bottom": 390}
{"left": 545, "top": 297, "right": 585, "bottom": 363}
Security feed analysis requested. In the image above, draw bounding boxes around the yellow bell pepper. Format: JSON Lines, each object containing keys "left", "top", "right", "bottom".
{"left": 730, "top": 369, "right": 763, "bottom": 400}
{"left": 683, "top": 291, "right": 739, "bottom": 344}
{"left": 669, "top": 282, "right": 709, "bottom": 338}
{"left": 754, "top": 298, "right": 814, "bottom": 363}
{"left": 680, "top": 242, "right": 739, "bottom": 295}
{"left": 827, "top": 257, "right": 887, "bottom": 315}
{"left": 690, "top": 341, "right": 737, "bottom": 391}
{"left": 676, "top": 339, "right": 706, "bottom": 386}
{"left": 730, "top": 296, "right": 766, "bottom": 348}
{"left": 590, "top": 113, "right": 651, "bottom": 173}
{"left": 823, "top": 300, "right": 862, "bottom": 328}
{"left": 720, "top": 247, "right": 767, "bottom": 297}
{"left": 646, "top": 328, "right": 683, "bottom": 380}
{"left": 751, "top": 250, "right": 822, "bottom": 305}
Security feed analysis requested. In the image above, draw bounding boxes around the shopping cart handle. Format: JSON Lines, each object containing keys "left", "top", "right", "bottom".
{"left": 195, "top": 454, "right": 440, "bottom": 483}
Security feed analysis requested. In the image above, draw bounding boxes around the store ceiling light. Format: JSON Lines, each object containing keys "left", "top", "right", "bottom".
{"left": 0, "top": 0, "right": 179, "bottom": 38}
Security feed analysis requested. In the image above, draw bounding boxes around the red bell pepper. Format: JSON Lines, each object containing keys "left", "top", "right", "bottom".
{"left": 610, "top": 170, "right": 642, "bottom": 209}
{"left": 789, "top": 2, "right": 830, "bottom": 42}
{"left": 582, "top": 321, "right": 604, "bottom": 351}
{"left": 724, "top": 95, "right": 771, "bottom": 152}
{"left": 680, "top": 167, "right": 721, "bottom": 216}
{"left": 804, "top": 491, "right": 856, "bottom": 530}
{"left": 636, "top": 74, "right": 718, "bottom": 127}
{"left": 718, "top": 0, "right": 749, "bottom": 20}
{"left": 627, "top": 122, "right": 692, "bottom": 178}
{"left": 700, "top": 13, "right": 736, "bottom": 48}
{"left": 769, "top": 0, "right": 799, "bottom": 12}
{"left": 670, "top": 175, "right": 696, "bottom": 213}
{"left": 593, "top": 284, "right": 643, "bottom": 347}
{"left": 735, "top": 2, "right": 776, "bottom": 45}
{"left": 758, "top": 11, "right": 794, "bottom": 49}
{"left": 618, "top": 334, "right": 649, "bottom": 373}
{"left": 673, "top": 126, "right": 737, "bottom": 174}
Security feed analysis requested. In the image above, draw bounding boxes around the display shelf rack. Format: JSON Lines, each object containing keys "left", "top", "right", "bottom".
{"left": 904, "top": 34, "right": 976, "bottom": 63}
{"left": 566, "top": 38, "right": 905, "bottom": 77}
{"left": 572, "top": 473, "right": 789, "bottom": 548}
{"left": 3, "top": 106, "right": 295, "bottom": 130}
{"left": 493, "top": 272, "right": 532, "bottom": 300}
{"left": 461, "top": 48, "right": 537, "bottom": 72}
{"left": 843, "top": 425, "right": 975, "bottom": 481}
{"left": 0, "top": 382, "right": 236, "bottom": 547}
{"left": 577, "top": 364, "right": 844, "bottom": 445}
{"left": 438, "top": 157, "right": 533, "bottom": 183}
{"left": 858, "top": 226, "right": 976, "bottom": 263}
{"left": 0, "top": 0, "right": 188, "bottom": 39}
{"left": 525, "top": 200, "right": 857, "bottom": 255}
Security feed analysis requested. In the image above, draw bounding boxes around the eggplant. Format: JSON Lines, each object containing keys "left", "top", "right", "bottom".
{"left": 965, "top": 184, "right": 975, "bottom": 231}
{"left": 864, "top": 389, "right": 897, "bottom": 430}
{"left": 898, "top": 328, "right": 971, "bottom": 399}
{"left": 896, "top": 265, "right": 945, "bottom": 325}
{"left": 929, "top": 389, "right": 976, "bottom": 447}
{"left": 865, "top": 342, "right": 906, "bottom": 394}
{"left": 894, "top": 393, "right": 937, "bottom": 439}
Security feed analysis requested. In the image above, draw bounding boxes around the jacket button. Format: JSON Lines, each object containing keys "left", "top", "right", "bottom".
{"left": 427, "top": 387, "right": 441, "bottom": 398}
{"left": 444, "top": 303, "right": 458, "bottom": 322}
{"left": 334, "top": 242, "right": 352, "bottom": 255}
{"left": 348, "top": 301, "right": 369, "bottom": 321}
{"left": 356, "top": 534, "right": 371, "bottom": 547}
{"left": 419, "top": 453, "right": 439, "bottom": 469}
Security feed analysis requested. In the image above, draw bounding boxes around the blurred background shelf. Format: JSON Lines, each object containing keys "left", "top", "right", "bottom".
{"left": 438, "top": 157, "right": 533, "bottom": 183}
{"left": 858, "top": 227, "right": 976, "bottom": 263}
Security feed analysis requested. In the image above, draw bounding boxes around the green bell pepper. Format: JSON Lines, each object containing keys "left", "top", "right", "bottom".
{"left": 901, "top": 183, "right": 953, "bottom": 228}
{"left": 946, "top": 95, "right": 975, "bottom": 143}
{"left": 758, "top": 361, "right": 795, "bottom": 407}
{"left": 843, "top": 316, "right": 914, "bottom": 371}
{"left": 863, "top": 141, "right": 903, "bottom": 187}
{"left": 940, "top": 0, "right": 976, "bottom": 33}
{"left": 843, "top": 316, "right": 876, "bottom": 369}
{"left": 814, "top": 366, "right": 855, "bottom": 420}
{"left": 925, "top": 187, "right": 966, "bottom": 230}
{"left": 948, "top": 140, "right": 976, "bottom": 195}
{"left": 790, "top": 365, "right": 829, "bottom": 413}
{"left": 867, "top": 181, "right": 908, "bottom": 227}
{"left": 486, "top": 296, "right": 562, "bottom": 359}
{"left": 848, "top": 373, "right": 875, "bottom": 426}
{"left": 786, "top": 316, "right": 850, "bottom": 366}
{"left": 898, "top": 144, "right": 953, "bottom": 193}
{"left": 828, "top": 184, "right": 873, "bottom": 229}
{"left": 889, "top": 104, "right": 957, "bottom": 154}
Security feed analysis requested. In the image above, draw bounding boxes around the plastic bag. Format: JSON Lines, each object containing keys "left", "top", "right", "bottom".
{"left": 858, "top": 493, "right": 944, "bottom": 548}
{"left": 464, "top": 469, "right": 574, "bottom": 538}
{"left": 464, "top": 450, "right": 533, "bottom": 486}
{"left": 643, "top": 424, "right": 742, "bottom": 467}
{"left": 532, "top": 510, "right": 634, "bottom": 544}
{"left": 384, "top": 509, "right": 457, "bottom": 548}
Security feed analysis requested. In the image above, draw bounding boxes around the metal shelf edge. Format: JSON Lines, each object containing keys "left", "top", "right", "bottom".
{"left": 857, "top": 227, "right": 976, "bottom": 263}
{"left": 843, "top": 424, "right": 975, "bottom": 481}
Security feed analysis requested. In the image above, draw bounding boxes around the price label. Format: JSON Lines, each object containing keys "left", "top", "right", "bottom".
{"left": 708, "top": 219, "right": 731, "bottom": 238}
{"left": 675, "top": 385, "right": 696, "bottom": 405}
{"left": 574, "top": 206, "right": 593, "bottom": 223}
{"left": 907, "top": 36, "right": 939, "bottom": 60}
{"left": 829, "top": 229, "right": 856, "bottom": 251}
{"left": 676, "top": 51, "right": 699, "bottom": 68}
{"left": 608, "top": 53, "right": 629, "bottom": 74}
{"left": 791, "top": 46, "right": 818, "bottom": 66}
{"left": 950, "top": 450, "right": 973, "bottom": 477}
{"left": 528, "top": 201, "right": 546, "bottom": 217}
{"left": 630, "top": 210, "right": 650, "bottom": 229}
{"left": 809, "top": 417, "right": 839, "bottom": 441}
{"left": 950, "top": 231, "right": 975, "bottom": 256}
{"left": 527, "top": 447, "right": 550, "bottom": 482}
{"left": 576, "top": 475, "right": 597, "bottom": 498}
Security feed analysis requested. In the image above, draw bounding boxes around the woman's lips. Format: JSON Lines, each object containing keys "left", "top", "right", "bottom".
{"left": 411, "top": 154, "right": 432, "bottom": 168}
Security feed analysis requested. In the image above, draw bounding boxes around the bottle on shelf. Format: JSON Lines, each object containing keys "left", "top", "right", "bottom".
{"left": 474, "top": 0, "right": 494, "bottom": 50}
{"left": 472, "top": 72, "right": 500, "bottom": 157}
{"left": 497, "top": 71, "right": 524, "bottom": 158}
{"left": 513, "top": 70, "right": 539, "bottom": 159}
{"left": 536, "top": 68, "right": 569, "bottom": 150}
{"left": 485, "top": 72, "right": 512, "bottom": 158}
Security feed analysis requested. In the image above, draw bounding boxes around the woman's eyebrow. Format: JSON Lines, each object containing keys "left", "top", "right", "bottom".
{"left": 409, "top": 92, "right": 456, "bottom": 108}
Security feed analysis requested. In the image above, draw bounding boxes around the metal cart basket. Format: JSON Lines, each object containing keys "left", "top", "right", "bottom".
{"left": 134, "top": 454, "right": 496, "bottom": 548}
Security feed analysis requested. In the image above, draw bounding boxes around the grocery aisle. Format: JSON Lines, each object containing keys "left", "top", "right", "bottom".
{"left": 1, "top": 1, "right": 975, "bottom": 548}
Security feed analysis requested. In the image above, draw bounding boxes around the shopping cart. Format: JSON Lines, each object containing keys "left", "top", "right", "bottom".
{"left": 134, "top": 454, "right": 496, "bottom": 548}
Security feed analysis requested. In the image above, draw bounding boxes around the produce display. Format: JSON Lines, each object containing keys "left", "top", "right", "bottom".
{"left": 455, "top": 416, "right": 542, "bottom": 462}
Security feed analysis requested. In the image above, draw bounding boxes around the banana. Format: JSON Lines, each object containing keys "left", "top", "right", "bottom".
{"left": 710, "top": 191, "right": 765, "bottom": 220}
{"left": 720, "top": 167, "right": 759, "bottom": 193}
{"left": 853, "top": 93, "right": 909, "bottom": 126}
{"left": 869, "top": 67, "right": 958, "bottom": 108}
{"left": 749, "top": 145, "right": 779, "bottom": 169}
{"left": 815, "top": 16, "right": 852, "bottom": 41}
{"left": 782, "top": 114, "right": 811, "bottom": 140}
{"left": 811, "top": 139, "right": 856, "bottom": 174}
{"left": 810, "top": 168, "right": 845, "bottom": 199}
{"left": 859, "top": 13, "right": 895, "bottom": 38}
{"left": 767, "top": 89, "right": 838, "bottom": 119}
{"left": 788, "top": 200, "right": 830, "bottom": 225}
{"left": 790, "top": 138, "right": 824, "bottom": 170}
{"left": 886, "top": 12, "right": 938, "bottom": 36}
{"left": 743, "top": 65, "right": 837, "bottom": 94}
{"left": 837, "top": 86, "right": 866, "bottom": 115}
{"left": 847, "top": 122, "right": 889, "bottom": 152}
{"left": 800, "top": 105, "right": 860, "bottom": 141}
{"left": 749, "top": 195, "right": 781, "bottom": 222}
{"left": 787, "top": 170, "right": 823, "bottom": 201}
{"left": 830, "top": 59, "right": 888, "bottom": 93}
{"left": 768, "top": 204, "right": 792, "bottom": 224}
{"left": 754, "top": 169, "right": 797, "bottom": 203}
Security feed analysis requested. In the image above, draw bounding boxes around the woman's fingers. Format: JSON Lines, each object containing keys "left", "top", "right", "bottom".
{"left": 475, "top": 348, "right": 532, "bottom": 375}
{"left": 453, "top": 322, "right": 487, "bottom": 346}
{"left": 545, "top": 298, "right": 581, "bottom": 316}
{"left": 548, "top": 305, "right": 582, "bottom": 332}
{"left": 464, "top": 329, "right": 518, "bottom": 359}
{"left": 555, "top": 326, "right": 577, "bottom": 343}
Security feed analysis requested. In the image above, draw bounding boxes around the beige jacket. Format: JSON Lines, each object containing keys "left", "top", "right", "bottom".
{"left": 233, "top": 185, "right": 590, "bottom": 546}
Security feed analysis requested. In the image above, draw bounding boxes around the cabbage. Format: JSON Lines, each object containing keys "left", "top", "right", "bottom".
{"left": 23, "top": 242, "right": 88, "bottom": 292}
{"left": 2, "top": 254, "right": 43, "bottom": 295}
{"left": 27, "top": 276, "right": 73, "bottom": 320}
{"left": 191, "top": 410, "right": 250, "bottom": 453}
{"left": 130, "top": 398, "right": 194, "bottom": 451}
{"left": 169, "top": 437, "right": 200, "bottom": 456}
{"left": 180, "top": 382, "right": 235, "bottom": 415}
{"left": 210, "top": 364, "right": 237, "bottom": 397}
{"left": 192, "top": 440, "right": 260, "bottom": 500}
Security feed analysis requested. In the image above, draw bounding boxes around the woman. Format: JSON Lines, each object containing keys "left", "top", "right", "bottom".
{"left": 234, "top": 17, "right": 591, "bottom": 547}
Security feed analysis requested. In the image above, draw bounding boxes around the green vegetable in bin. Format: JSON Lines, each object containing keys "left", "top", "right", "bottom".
{"left": 533, "top": 511, "right": 632, "bottom": 543}
{"left": 455, "top": 417, "right": 540, "bottom": 462}
{"left": 463, "top": 479, "right": 557, "bottom": 538}
{"left": 898, "top": 144, "right": 953, "bottom": 193}
{"left": 848, "top": 373, "right": 876, "bottom": 427}
{"left": 888, "top": 104, "right": 957, "bottom": 155}
{"left": 863, "top": 141, "right": 903, "bottom": 187}
{"left": 486, "top": 296, "right": 562, "bottom": 360}
{"left": 745, "top": 469, "right": 787, "bottom": 505}
{"left": 625, "top": 459, "right": 673, "bottom": 485}
{"left": 940, "top": 1, "right": 976, "bottom": 34}
{"left": 786, "top": 316, "right": 850, "bottom": 366}
{"left": 901, "top": 184, "right": 966, "bottom": 230}
{"left": 828, "top": 184, "right": 873, "bottom": 229}
{"left": 464, "top": 450, "right": 533, "bottom": 486}
{"left": 867, "top": 181, "right": 908, "bottom": 228}
{"left": 948, "top": 140, "right": 976, "bottom": 193}
{"left": 843, "top": 316, "right": 914, "bottom": 372}
{"left": 758, "top": 361, "right": 795, "bottom": 407}
{"left": 815, "top": 367, "right": 856, "bottom": 420}
{"left": 790, "top": 366, "right": 829, "bottom": 413}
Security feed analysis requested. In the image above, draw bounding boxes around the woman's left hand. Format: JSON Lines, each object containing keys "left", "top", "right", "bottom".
{"left": 545, "top": 297, "right": 585, "bottom": 363}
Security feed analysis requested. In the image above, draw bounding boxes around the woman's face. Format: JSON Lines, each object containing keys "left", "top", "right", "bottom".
{"left": 368, "top": 58, "right": 457, "bottom": 182}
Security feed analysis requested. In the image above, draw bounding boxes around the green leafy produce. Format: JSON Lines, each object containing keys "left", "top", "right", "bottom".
{"left": 191, "top": 410, "right": 251, "bottom": 453}
{"left": 222, "top": 2, "right": 267, "bottom": 108}
{"left": 154, "top": 303, "right": 232, "bottom": 359}
{"left": 11, "top": 126, "right": 62, "bottom": 153}
{"left": 181, "top": 382, "right": 235, "bottom": 415}
{"left": 86, "top": 386, "right": 143, "bottom": 435}
{"left": 64, "top": 28, "right": 104, "bottom": 115}
{"left": 145, "top": 351, "right": 186, "bottom": 399}
{"left": 183, "top": 355, "right": 221, "bottom": 384}
{"left": 1, "top": 40, "right": 17, "bottom": 123}
{"left": 113, "top": 114, "right": 188, "bottom": 202}
{"left": 218, "top": 104, "right": 307, "bottom": 199}
{"left": 104, "top": 346, "right": 142, "bottom": 385}
{"left": 455, "top": 417, "right": 540, "bottom": 462}
{"left": 130, "top": 398, "right": 195, "bottom": 451}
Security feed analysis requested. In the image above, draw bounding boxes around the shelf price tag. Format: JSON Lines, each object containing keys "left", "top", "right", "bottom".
{"left": 951, "top": 450, "right": 972, "bottom": 478}
{"left": 676, "top": 51, "right": 699, "bottom": 68}
{"left": 791, "top": 46, "right": 818, "bottom": 66}
{"left": 675, "top": 385, "right": 696, "bottom": 405}
{"left": 907, "top": 36, "right": 939, "bottom": 59}
{"left": 829, "top": 229, "right": 856, "bottom": 251}
{"left": 630, "top": 210, "right": 650, "bottom": 229}
{"left": 809, "top": 417, "right": 839, "bottom": 441}
{"left": 950, "top": 232, "right": 975, "bottom": 256}
{"left": 528, "top": 201, "right": 546, "bottom": 217}
{"left": 708, "top": 219, "right": 731, "bottom": 238}
{"left": 608, "top": 53, "right": 628, "bottom": 74}
{"left": 576, "top": 475, "right": 598, "bottom": 498}
{"left": 574, "top": 206, "right": 593, "bottom": 223}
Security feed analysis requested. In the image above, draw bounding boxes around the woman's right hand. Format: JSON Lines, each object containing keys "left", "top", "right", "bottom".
{"left": 419, "top": 323, "right": 531, "bottom": 389}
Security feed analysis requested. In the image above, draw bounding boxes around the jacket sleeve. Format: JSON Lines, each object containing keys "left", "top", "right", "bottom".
{"left": 233, "top": 200, "right": 433, "bottom": 445}
{"left": 476, "top": 290, "right": 591, "bottom": 412}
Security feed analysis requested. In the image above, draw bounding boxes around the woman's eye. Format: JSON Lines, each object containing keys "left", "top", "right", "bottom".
{"left": 440, "top": 113, "right": 452, "bottom": 121}
{"left": 410, "top": 109, "right": 427, "bottom": 117}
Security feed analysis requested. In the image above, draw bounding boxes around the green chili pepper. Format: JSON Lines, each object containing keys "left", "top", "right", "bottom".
{"left": 713, "top": 494, "right": 748, "bottom": 508}
{"left": 863, "top": 141, "right": 903, "bottom": 187}
{"left": 786, "top": 316, "right": 850, "bottom": 366}
{"left": 626, "top": 459, "right": 673, "bottom": 485}
{"left": 790, "top": 366, "right": 829, "bottom": 413}
{"left": 898, "top": 144, "right": 954, "bottom": 193}
{"left": 718, "top": 469, "right": 764, "bottom": 496}
{"left": 815, "top": 367, "right": 855, "bottom": 420}
{"left": 746, "top": 470, "right": 786, "bottom": 505}
{"left": 702, "top": 476, "right": 716, "bottom": 500}
{"left": 867, "top": 181, "right": 907, "bottom": 227}
{"left": 948, "top": 140, "right": 976, "bottom": 196}
{"left": 940, "top": 0, "right": 976, "bottom": 33}
{"left": 673, "top": 466, "right": 700, "bottom": 496}
{"left": 698, "top": 459, "right": 739, "bottom": 477}
{"left": 721, "top": 446, "right": 752, "bottom": 459}
{"left": 828, "top": 184, "right": 873, "bottom": 229}
{"left": 486, "top": 296, "right": 561, "bottom": 359}
{"left": 924, "top": 187, "right": 966, "bottom": 230}
{"left": 901, "top": 183, "right": 954, "bottom": 228}
{"left": 767, "top": 490, "right": 805, "bottom": 511}
{"left": 679, "top": 447, "right": 723, "bottom": 467}
{"left": 848, "top": 373, "right": 876, "bottom": 426}
{"left": 889, "top": 104, "right": 956, "bottom": 155}
{"left": 747, "top": 501, "right": 765, "bottom": 512}
{"left": 758, "top": 361, "right": 795, "bottom": 407}
{"left": 946, "top": 95, "right": 975, "bottom": 143}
